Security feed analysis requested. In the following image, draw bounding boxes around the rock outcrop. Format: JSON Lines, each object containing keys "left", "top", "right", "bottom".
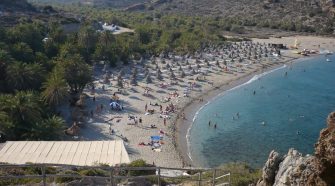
{"left": 257, "top": 112, "right": 335, "bottom": 186}
{"left": 258, "top": 150, "right": 282, "bottom": 186}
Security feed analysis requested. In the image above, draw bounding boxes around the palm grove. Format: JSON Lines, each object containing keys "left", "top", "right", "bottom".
{"left": 0, "top": 9, "right": 229, "bottom": 140}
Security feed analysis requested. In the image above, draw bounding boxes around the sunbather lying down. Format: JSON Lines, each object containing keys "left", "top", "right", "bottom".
{"left": 150, "top": 102, "right": 160, "bottom": 106}
{"left": 147, "top": 109, "right": 155, "bottom": 114}
{"left": 159, "top": 114, "right": 170, "bottom": 119}
{"left": 150, "top": 124, "right": 157, "bottom": 128}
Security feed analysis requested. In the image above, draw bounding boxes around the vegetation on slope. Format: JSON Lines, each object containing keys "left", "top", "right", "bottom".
{"left": 29, "top": 0, "right": 335, "bottom": 35}
{"left": 0, "top": 160, "right": 261, "bottom": 186}
{"left": 0, "top": 1, "right": 235, "bottom": 141}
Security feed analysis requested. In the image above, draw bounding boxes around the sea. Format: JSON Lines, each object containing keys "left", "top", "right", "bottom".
{"left": 188, "top": 54, "right": 335, "bottom": 168}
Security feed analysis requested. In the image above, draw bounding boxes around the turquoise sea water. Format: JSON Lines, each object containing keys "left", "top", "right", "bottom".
{"left": 188, "top": 55, "right": 335, "bottom": 168}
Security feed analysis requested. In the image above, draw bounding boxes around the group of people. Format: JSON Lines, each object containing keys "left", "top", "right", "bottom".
{"left": 208, "top": 121, "right": 217, "bottom": 129}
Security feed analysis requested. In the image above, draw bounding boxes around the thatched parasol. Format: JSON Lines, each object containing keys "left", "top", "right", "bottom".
{"left": 145, "top": 74, "right": 152, "bottom": 84}
{"left": 156, "top": 69, "right": 163, "bottom": 80}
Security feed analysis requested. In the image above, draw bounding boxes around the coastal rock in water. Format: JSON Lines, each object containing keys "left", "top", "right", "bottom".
{"left": 258, "top": 112, "right": 335, "bottom": 186}
{"left": 273, "top": 149, "right": 316, "bottom": 186}
{"left": 257, "top": 150, "right": 282, "bottom": 186}
{"left": 314, "top": 112, "right": 335, "bottom": 185}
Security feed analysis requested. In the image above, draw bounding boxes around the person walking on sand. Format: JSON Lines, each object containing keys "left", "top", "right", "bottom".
{"left": 145, "top": 103, "right": 148, "bottom": 112}
{"left": 182, "top": 113, "right": 186, "bottom": 120}
{"left": 160, "top": 105, "right": 163, "bottom": 112}
{"left": 139, "top": 117, "right": 142, "bottom": 124}
{"left": 164, "top": 118, "right": 166, "bottom": 126}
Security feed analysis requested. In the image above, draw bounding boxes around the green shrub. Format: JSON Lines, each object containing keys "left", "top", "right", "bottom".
{"left": 216, "top": 163, "right": 261, "bottom": 186}
{"left": 127, "top": 159, "right": 155, "bottom": 176}
{"left": 78, "top": 169, "right": 107, "bottom": 177}
{"left": 230, "top": 25, "right": 245, "bottom": 34}
{"left": 55, "top": 170, "right": 81, "bottom": 183}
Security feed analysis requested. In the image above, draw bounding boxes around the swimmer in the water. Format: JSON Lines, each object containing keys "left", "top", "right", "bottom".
{"left": 208, "top": 121, "right": 211, "bottom": 126}
{"left": 253, "top": 90, "right": 256, "bottom": 95}
{"left": 285, "top": 71, "right": 288, "bottom": 76}
{"left": 237, "top": 112, "right": 240, "bottom": 118}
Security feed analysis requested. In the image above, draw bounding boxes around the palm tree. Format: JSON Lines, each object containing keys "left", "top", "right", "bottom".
{"left": 42, "top": 68, "right": 69, "bottom": 107}
{"left": 29, "top": 115, "right": 65, "bottom": 140}
{"left": 0, "top": 110, "right": 12, "bottom": 136}
{"left": 10, "top": 91, "right": 43, "bottom": 124}
{"left": 6, "top": 62, "right": 46, "bottom": 91}
{"left": 0, "top": 91, "right": 43, "bottom": 139}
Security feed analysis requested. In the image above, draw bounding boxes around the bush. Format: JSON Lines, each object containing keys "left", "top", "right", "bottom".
{"left": 55, "top": 170, "right": 81, "bottom": 183}
{"left": 78, "top": 169, "right": 107, "bottom": 177}
{"left": 216, "top": 163, "right": 261, "bottom": 186}
{"left": 127, "top": 159, "right": 155, "bottom": 176}
{"left": 230, "top": 25, "right": 245, "bottom": 34}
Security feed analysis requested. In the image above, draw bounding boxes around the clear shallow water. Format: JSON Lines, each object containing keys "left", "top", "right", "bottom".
{"left": 189, "top": 55, "right": 335, "bottom": 168}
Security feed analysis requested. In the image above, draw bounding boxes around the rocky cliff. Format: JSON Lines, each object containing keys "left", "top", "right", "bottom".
{"left": 257, "top": 112, "right": 335, "bottom": 186}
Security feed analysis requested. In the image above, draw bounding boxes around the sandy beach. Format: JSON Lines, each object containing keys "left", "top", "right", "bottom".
{"left": 62, "top": 35, "right": 335, "bottom": 168}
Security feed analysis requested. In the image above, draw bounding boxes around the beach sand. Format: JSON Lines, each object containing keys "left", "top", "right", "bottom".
{"left": 65, "top": 36, "right": 335, "bottom": 168}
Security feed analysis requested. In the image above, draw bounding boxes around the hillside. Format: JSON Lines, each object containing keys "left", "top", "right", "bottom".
{"left": 0, "top": 0, "right": 78, "bottom": 26}
{"left": 28, "top": 0, "right": 149, "bottom": 8}
{"left": 0, "top": 0, "right": 36, "bottom": 12}
{"left": 28, "top": 0, "right": 335, "bottom": 34}
{"left": 151, "top": 0, "right": 335, "bottom": 34}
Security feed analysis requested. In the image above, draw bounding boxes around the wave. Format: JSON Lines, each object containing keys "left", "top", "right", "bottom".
{"left": 186, "top": 100, "right": 210, "bottom": 161}
{"left": 186, "top": 64, "right": 287, "bottom": 163}
{"left": 228, "top": 64, "right": 287, "bottom": 92}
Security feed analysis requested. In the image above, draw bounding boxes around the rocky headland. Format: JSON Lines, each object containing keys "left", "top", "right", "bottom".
{"left": 257, "top": 112, "right": 335, "bottom": 186}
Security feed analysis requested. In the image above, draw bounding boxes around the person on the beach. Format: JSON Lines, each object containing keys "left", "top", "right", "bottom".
{"left": 163, "top": 118, "right": 166, "bottom": 126}
{"left": 160, "top": 105, "right": 163, "bottom": 112}
{"left": 145, "top": 104, "right": 148, "bottom": 111}
{"left": 92, "top": 96, "right": 96, "bottom": 102}
{"left": 90, "top": 110, "right": 94, "bottom": 117}
{"left": 182, "top": 113, "right": 186, "bottom": 120}
{"left": 139, "top": 117, "right": 142, "bottom": 124}
{"left": 96, "top": 105, "right": 100, "bottom": 113}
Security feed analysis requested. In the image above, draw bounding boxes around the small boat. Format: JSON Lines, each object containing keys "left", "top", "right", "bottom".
{"left": 326, "top": 58, "right": 331, "bottom": 62}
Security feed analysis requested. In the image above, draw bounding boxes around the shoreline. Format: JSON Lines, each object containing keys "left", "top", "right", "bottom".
{"left": 175, "top": 57, "right": 301, "bottom": 167}
{"left": 74, "top": 35, "right": 335, "bottom": 168}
